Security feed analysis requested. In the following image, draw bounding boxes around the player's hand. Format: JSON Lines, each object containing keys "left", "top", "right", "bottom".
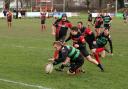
{"left": 52, "top": 32, "right": 55, "bottom": 35}
{"left": 74, "top": 44, "right": 79, "bottom": 48}
{"left": 48, "top": 58, "right": 55, "bottom": 62}
{"left": 93, "top": 41, "right": 96, "bottom": 45}
{"left": 110, "top": 53, "right": 113, "bottom": 56}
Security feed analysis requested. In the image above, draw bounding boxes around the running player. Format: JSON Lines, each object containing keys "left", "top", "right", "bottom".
{"left": 6, "top": 10, "right": 13, "bottom": 30}
{"left": 103, "top": 13, "right": 112, "bottom": 30}
{"left": 65, "top": 26, "right": 104, "bottom": 71}
{"left": 51, "top": 41, "right": 84, "bottom": 75}
{"left": 92, "top": 29, "right": 113, "bottom": 60}
{"left": 77, "top": 21, "right": 96, "bottom": 50}
{"left": 123, "top": 10, "right": 128, "bottom": 23}
{"left": 52, "top": 14, "right": 72, "bottom": 61}
{"left": 77, "top": 21, "right": 86, "bottom": 34}
{"left": 93, "top": 14, "right": 103, "bottom": 37}
{"left": 52, "top": 14, "right": 72, "bottom": 41}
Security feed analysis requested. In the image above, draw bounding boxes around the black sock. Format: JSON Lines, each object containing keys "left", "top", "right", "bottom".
{"left": 97, "top": 64, "right": 104, "bottom": 71}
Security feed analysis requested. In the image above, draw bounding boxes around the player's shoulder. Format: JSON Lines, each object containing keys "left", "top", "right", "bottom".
{"left": 56, "top": 19, "right": 61, "bottom": 22}
{"left": 61, "top": 46, "right": 69, "bottom": 52}
{"left": 65, "top": 20, "right": 71, "bottom": 23}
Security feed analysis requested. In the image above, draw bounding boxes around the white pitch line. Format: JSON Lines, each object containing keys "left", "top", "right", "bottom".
{"left": 0, "top": 78, "right": 52, "bottom": 89}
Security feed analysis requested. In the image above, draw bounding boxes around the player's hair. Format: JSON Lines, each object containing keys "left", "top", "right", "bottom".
{"left": 71, "top": 26, "right": 78, "bottom": 31}
{"left": 77, "top": 21, "right": 83, "bottom": 25}
{"left": 53, "top": 41, "right": 63, "bottom": 46}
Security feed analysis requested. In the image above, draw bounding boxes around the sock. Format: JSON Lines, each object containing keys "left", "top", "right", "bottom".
{"left": 97, "top": 64, "right": 104, "bottom": 71}
{"left": 94, "top": 53, "right": 101, "bottom": 64}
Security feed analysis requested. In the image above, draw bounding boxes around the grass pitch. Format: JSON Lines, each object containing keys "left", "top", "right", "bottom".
{"left": 0, "top": 16, "right": 128, "bottom": 89}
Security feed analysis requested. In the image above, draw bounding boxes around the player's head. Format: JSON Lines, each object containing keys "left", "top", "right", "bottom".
{"left": 104, "top": 29, "right": 109, "bottom": 36}
{"left": 105, "top": 13, "right": 109, "bottom": 16}
{"left": 53, "top": 41, "right": 63, "bottom": 50}
{"left": 61, "top": 14, "right": 67, "bottom": 21}
{"left": 88, "top": 10, "right": 90, "bottom": 14}
{"left": 77, "top": 21, "right": 83, "bottom": 29}
{"left": 71, "top": 26, "right": 79, "bottom": 35}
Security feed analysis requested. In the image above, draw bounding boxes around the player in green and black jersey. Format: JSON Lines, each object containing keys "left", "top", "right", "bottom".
{"left": 103, "top": 13, "right": 112, "bottom": 30}
{"left": 52, "top": 41, "right": 84, "bottom": 75}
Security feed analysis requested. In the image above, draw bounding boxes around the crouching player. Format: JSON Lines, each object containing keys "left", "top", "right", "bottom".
{"left": 51, "top": 41, "right": 84, "bottom": 75}
{"left": 65, "top": 26, "right": 104, "bottom": 72}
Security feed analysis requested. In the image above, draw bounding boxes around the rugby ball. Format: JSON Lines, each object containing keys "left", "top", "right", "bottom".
{"left": 45, "top": 63, "right": 53, "bottom": 74}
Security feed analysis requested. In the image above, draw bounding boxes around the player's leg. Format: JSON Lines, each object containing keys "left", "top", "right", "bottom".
{"left": 67, "top": 56, "right": 84, "bottom": 75}
{"left": 100, "top": 50, "right": 106, "bottom": 58}
{"left": 80, "top": 47, "right": 104, "bottom": 71}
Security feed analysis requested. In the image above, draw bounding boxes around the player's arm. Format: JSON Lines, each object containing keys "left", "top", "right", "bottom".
{"left": 109, "top": 16, "right": 112, "bottom": 24}
{"left": 107, "top": 35, "right": 113, "bottom": 54}
{"left": 65, "top": 34, "right": 71, "bottom": 42}
{"left": 74, "top": 36, "right": 85, "bottom": 48}
{"left": 51, "top": 25, "right": 56, "bottom": 35}
{"left": 51, "top": 19, "right": 59, "bottom": 35}
{"left": 53, "top": 47, "right": 68, "bottom": 65}
{"left": 93, "top": 17, "right": 96, "bottom": 24}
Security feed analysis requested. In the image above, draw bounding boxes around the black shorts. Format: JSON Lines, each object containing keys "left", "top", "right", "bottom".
{"left": 78, "top": 46, "right": 89, "bottom": 57}
{"left": 88, "top": 19, "right": 92, "bottom": 22}
{"left": 41, "top": 20, "right": 45, "bottom": 24}
{"left": 92, "top": 43, "right": 105, "bottom": 48}
{"left": 7, "top": 19, "right": 12, "bottom": 22}
{"left": 87, "top": 42, "right": 95, "bottom": 49}
{"left": 55, "top": 29, "right": 68, "bottom": 41}
{"left": 123, "top": 17, "right": 126, "bottom": 20}
{"left": 104, "top": 24, "right": 110, "bottom": 30}
{"left": 70, "top": 55, "right": 84, "bottom": 72}
{"left": 95, "top": 25, "right": 101, "bottom": 28}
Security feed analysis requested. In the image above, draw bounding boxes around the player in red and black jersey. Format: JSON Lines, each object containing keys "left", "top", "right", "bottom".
{"left": 65, "top": 26, "right": 104, "bottom": 71}
{"left": 77, "top": 22, "right": 96, "bottom": 50}
{"left": 93, "top": 14, "right": 103, "bottom": 37}
{"left": 52, "top": 14, "right": 72, "bottom": 42}
{"left": 77, "top": 21, "right": 86, "bottom": 34}
{"left": 6, "top": 10, "right": 13, "bottom": 30}
{"left": 52, "top": 14, "right": 72, "bottom": 61}
{"left": 40, "top": 11, "right": 46, "bottom": 31}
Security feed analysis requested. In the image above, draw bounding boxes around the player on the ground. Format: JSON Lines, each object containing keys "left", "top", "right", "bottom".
{"left": 51, "top": 41, "right": 84, "bottom": 75}
{"left": 52, "top": 13, "right": 72, "bottom": 42}
{"left": 93, "top": 14, "right": 103, "bottom": 37}
{"left": 65, "top": 26, "right": 104, "bottom": 71}
{"left": 6, "top": 10, "right": 13, "bottom": 30}
{"left": 40, "top": 10, "right": 47, "bottom": 31}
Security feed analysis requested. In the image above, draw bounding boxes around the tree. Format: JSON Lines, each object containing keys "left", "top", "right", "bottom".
{"left": 19, "top": 0, "right": 23, "bottom": 8}
{"left": 86, "top": 0, "right": 90, "bottom": 9}
{"left": 118, "top": 0, "right": 124, "bottom": 8}
{"left": 99, "top": 0, "right": 102, "bottom": 9}
{"left": 4, "top": 0, "right": 11, "bottom": 10}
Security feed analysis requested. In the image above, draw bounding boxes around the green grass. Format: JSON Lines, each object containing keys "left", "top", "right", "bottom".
{"left": 0, "top": 16, "right": 128, "bottom": 89}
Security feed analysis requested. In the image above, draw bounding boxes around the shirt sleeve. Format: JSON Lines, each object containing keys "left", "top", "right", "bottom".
{"left": 85, "top": 28, "right": 92, "bottom": 35}
{"left": 53, "top": 47, "right": 69, "bottom": 65}
{"left": 107, "top": 35, "right": 113, "bottom": 53}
